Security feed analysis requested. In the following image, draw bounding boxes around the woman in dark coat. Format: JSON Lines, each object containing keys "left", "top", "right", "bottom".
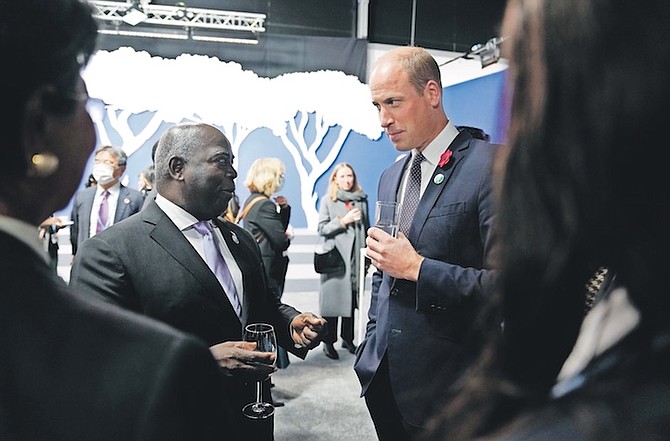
{"left": 240, "top": 157, "right": 292, "bottom": 370}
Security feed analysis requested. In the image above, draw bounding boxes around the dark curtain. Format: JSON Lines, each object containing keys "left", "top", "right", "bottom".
{"left": 96, "top": 34, "right": 368, "bottom": 81}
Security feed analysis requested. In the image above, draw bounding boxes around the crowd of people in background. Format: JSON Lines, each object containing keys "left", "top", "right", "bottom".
{"left": 3, "top": 0, "right": 670, "bottom": 439}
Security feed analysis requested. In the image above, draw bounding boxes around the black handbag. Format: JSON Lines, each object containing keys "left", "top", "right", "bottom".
{"left": 314, "top": 247, "right": 345, "bottom": 274}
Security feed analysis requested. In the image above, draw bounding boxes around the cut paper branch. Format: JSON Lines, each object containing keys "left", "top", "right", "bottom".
{"left": 82, "top": 47, "right": 382, "bottom": 228}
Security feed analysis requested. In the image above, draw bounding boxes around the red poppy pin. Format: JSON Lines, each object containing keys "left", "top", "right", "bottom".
{"left": 438, "top": 149, "right": 452, "bottom": 167}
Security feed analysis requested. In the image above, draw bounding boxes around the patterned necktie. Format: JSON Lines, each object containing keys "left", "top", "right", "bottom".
{"left": 96, "top": 190, "right": 110, "bottom": 234}
{"left": 398, "top": 152, "right": 425, "bottom": 236}
{"left": 192, "top": 221, "right": 242, "bottom": 318}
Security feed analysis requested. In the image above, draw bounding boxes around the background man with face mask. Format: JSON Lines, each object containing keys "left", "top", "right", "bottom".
{"left": 70, "top": 145, "right": 144, "bottom": 256}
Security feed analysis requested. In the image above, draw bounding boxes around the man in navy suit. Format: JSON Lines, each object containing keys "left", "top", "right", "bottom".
{"left": 69, "top": 145, "right": 144, "bottom": 255}
{"left": 354, "top": 46, "right": 500, "bottom": 440}
{"left": 70, "top": 123, "right": 327, "bottom": 440}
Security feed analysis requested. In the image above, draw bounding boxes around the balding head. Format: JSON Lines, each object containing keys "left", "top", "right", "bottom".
{"left": 154, "top": 123, "right": 236, "bottom": 220}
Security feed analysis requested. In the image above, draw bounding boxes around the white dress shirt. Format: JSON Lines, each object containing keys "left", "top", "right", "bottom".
{"left": 397, "top": 120, "right": 460, "bottom": 203}
{"left": 154, "top": 194, "right": 244, "bottom": 299}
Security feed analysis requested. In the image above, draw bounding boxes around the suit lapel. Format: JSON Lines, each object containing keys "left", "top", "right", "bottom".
{"left": 114, "top": 186, "right": 130, "bottom": 222}
{"left": 82, "top": 187, "right": 96, "bottom": 238}
{"left": 408, "top": 131, "right": 472, "bottom": 241}
{"left": 145, "top": 205, "right": 237, "bottom": 315}
{"left": 381, "top": 158, "right": 407, "bottom": 203}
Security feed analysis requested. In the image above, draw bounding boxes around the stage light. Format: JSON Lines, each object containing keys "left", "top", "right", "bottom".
{"left": 121, "top": 4, "right": 148, "bottom": 26}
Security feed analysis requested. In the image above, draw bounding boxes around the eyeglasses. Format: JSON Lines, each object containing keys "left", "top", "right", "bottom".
{"left": 94, "top": 158, "right": 118, "bottom": 167}
{"left": 58, "top": 90, "right": 107, "bottom": 121}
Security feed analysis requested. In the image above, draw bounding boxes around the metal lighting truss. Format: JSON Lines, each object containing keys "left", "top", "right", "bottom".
{"left": 89, "top": 0, "right": 266, "bottom": 44}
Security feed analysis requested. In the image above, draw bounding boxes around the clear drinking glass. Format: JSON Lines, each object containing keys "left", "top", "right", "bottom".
{"left": 375, "top": 201, "right": 401, "bottom": 237}
{"left": 241, "top": 323, "right": 278, "bottom": 420}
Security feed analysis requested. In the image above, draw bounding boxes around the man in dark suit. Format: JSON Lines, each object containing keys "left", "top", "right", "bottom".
{"left": 0, "top": 1, "right": 233, "bottom": 439}
{"left": 354, "top": 46, "right": 500, "bottom": 440}
{"left": 70, "top": 122, "right": 327, "bottom": 440}
{"left": 69, "top": 145, "right": 144, "bottom": 255}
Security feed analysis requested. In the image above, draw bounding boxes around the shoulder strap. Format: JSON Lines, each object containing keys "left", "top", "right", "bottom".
{"left": 235, "top": 195, "right": 268, "bottom": 224}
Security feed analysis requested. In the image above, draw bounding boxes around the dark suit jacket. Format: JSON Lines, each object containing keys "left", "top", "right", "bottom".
{"left": 354, "top": 131, "right": 500, "bottom": 428}
{"left": 241, "top": 192, "right": 291, "bottom": 299}
{"left": 69, "top": 201, "right": 307, "bottom": 438}
{"left": 0, "top": 230, "right": 233, "bottom": 441}
{"left": 69, "top": 184, "right": 144, "bottom": 255}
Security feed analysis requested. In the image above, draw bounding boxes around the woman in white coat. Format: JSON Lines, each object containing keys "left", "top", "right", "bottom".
{"left": 317, "top": 163, "right": 370, "bottom": 359}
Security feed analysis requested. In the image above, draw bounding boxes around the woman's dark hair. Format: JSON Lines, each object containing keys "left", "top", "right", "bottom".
{"left": 425, "top": 0, "right": 670, "bottom": 438}
{"left": 1, "top": 0, "right": 98, "bottom": 174}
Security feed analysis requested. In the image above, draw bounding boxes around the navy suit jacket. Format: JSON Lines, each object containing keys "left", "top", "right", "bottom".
{"left": 354, "top": 131, "right": 500, "bottom": 427}
{"left": 69, "top": 184, "right": 144, "bottom": 255}
{"left": 69, "top": 200, "right": 307, "bottom": 437}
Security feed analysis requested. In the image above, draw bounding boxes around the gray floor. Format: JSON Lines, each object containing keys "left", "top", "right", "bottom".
{"left": 271, "top": 230, "right": 377, "bottom": 441}
{"left": 272, "top": 291, "right": 377, "bottom": 441}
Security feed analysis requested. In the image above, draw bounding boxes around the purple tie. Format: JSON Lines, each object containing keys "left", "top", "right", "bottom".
{"left": 192, "top": 221, "right": 242, "bottom": 318}
{"left": 96, "top": 190, "right": 110, "bottom": 234}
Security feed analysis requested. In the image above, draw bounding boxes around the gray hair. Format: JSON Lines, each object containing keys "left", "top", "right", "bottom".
{"left": 95, "top": 145, "right": 127, "bottom": 166}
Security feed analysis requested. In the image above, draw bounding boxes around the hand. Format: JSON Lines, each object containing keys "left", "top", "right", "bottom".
{"left": 209, "top": 341, "right": 278, "bottom": 381}
{"left": 290, "top": 312, "right": 327, "bottom": 349}
{"left": 365, "top": 227, "right": 424, "bottom": 281}
{"left": 341, "top": 207, "right": 362, "bottom": 225}
{"left": 274, "top": 195, "right": 289, "bottom": 208}
{"left": 285, "top": 224, "right": 295, "bottom": 240}
{"left": 39, "top": 216, "right": 65, "bottom": 230}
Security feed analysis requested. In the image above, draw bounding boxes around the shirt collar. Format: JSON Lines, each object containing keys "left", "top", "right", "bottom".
{"left": 98, "top": 182, "right": 121, "bottom": 197}
{"left": 415, "top": 119, "right": 460, "bottom": 166}
{"left": 154, "top": 193, "right": 201, "bottom": 231}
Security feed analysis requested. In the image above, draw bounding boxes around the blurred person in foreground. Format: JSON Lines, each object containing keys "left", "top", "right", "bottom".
{"left": 424, "top": 0, "right": 670, "bottom": 439}
{"left": 70, "top": 122, "right": 327, "bottom": 440}
{"left": 0, "top": 0, "right": 231, "bottom": 439}
{"left": 355, "top": 45, "right": 500, "bottom": 440}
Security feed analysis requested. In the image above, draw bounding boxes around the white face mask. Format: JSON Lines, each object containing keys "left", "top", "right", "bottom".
{"left": 92, "top": 163, "right": 115, "bottom": 186}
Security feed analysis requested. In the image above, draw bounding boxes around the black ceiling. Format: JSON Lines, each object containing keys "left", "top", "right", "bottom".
{"left": 151, "top": 0, "right": 507, "bottom": 52}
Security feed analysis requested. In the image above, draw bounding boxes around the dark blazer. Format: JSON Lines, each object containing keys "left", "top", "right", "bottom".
{"left": 241, "top": 192, "right": 291, "bottom": 299}
{"left": 354, "top": 131, "right": 500, "bottom": 428}
{"left": 0, "top": 230, "right": 233, "bottom": 441}
{"left": 69, "top": 184, "right": 144, "bottom": 255}
{"left": 69, "top": 200, "right": 307, "bottom": 438}
{"left": 493, "top": 327, "right": 670, "bottom": 441}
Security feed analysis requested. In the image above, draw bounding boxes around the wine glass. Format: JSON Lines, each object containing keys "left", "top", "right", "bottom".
{"left": 242, "top": 323, "right": 278, "bottom": 420}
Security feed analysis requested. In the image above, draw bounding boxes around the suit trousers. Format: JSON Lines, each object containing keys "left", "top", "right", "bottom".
{"left": 364, "top": 354, "right": 423, "bottom": 441}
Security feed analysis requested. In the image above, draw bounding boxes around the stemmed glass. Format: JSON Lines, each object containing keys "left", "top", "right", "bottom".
{"left": 242, "top": 323, "right": 278, "bottom": 420}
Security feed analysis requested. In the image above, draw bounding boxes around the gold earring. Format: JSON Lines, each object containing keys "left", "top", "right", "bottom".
{"left": 27, "top": 152, "right": 59, "bottom": 178}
